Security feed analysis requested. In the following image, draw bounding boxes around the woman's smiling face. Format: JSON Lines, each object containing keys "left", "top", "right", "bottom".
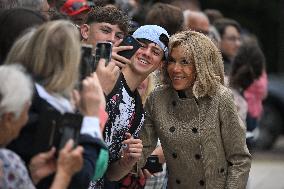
{"left": 167, "top": 46, "right": 196, "bottom": 91}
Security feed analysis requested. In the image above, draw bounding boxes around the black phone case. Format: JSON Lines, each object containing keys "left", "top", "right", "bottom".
{"left": 142, "top": 155, "right": 163, "bottom": 173}
{"left": 33, "top": 106, "right": 83, "bottom": 155}
{"left": 94, "top": 42, "right": 112, "bottom": 66}
{"left": 117, "top": 35, "right": 142, "bottom": 59}
{"left": 80, "top": 45, "right": 95, "bottom": 80}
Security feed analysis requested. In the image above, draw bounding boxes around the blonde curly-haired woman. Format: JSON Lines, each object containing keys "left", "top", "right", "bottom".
{"left": 139, "top": 30, "right": 251, "bottom": 189}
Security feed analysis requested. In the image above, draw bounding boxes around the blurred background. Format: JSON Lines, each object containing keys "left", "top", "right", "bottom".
{"left": 200, "top": 0, "right": 283, "bottom": 73}
{"left": 199, "top": 2, "right": 284, "bottom": 187}
{"left": 200, "top": 0, "right": 284, "bottom": 189}
{"left": 199, "top": 2, "right": 284, "bottom": 188}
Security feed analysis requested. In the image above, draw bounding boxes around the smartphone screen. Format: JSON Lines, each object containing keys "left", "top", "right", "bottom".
{"left": 80, "top": 44, "right": 95, "bottom": 80}
{"left": 117, "top": 35, "right": 142, "bottom": 59}
{"left": 94, "top": 42, "right": 112, "bottom": 66}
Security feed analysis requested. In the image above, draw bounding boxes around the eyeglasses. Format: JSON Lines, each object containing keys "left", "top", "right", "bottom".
{"left": 167, "top": 59, "right": 193, "bottom": 67}
{"left": 223, "top": 36, "right": 241, "bottom": 43}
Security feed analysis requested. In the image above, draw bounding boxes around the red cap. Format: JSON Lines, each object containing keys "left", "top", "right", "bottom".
{"left": 60, "top": 0, "right": 91, "bottom": 16}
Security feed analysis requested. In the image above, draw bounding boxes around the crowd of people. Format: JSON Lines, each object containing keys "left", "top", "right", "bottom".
{"left": 0, "top": 0, "right": 268, "bottom": 189}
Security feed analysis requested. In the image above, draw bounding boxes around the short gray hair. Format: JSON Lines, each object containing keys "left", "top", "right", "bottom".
{"left": 0, "top": 64, "right": 33, "bottom": 118}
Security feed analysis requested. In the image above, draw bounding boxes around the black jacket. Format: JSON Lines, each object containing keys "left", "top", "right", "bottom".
{"left": 7, "top": 88, "right": 105, "bottom": 189}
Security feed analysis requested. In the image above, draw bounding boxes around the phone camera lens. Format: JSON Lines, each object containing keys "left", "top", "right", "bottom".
{"left": 127, "top": 37, "right": 133, "bottom": 43}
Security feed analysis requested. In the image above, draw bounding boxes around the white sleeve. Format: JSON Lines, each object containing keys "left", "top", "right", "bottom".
{"left": 80, "top": 116, "right": 103, "bottom": 139}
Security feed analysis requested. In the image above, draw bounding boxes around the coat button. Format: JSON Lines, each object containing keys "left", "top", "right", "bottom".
{"left": 192, "top": 127, "right": 198, "bottom": 133}
{"left": 220, "top": 168, "right": 224, "bottom": 173}
{"left": 172, "top": 153, "right": 177, "bottom": 159}
{"left": 172, "top": 101, "right": 176, "bottom": 106}
{"left": 199, "top": 180, "right": 205, "bottom": 186}
{"left": 169, "top": 126, "right": 175, "bottom": 132}
{"left": 195, "top": 154, "right": 201, "bottom": 160}
{"left": 176, "top": 179, "right": 181, "bottom": 184}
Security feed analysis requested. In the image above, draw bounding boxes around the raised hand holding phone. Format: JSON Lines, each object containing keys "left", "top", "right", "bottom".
{"left": 80, "top": 42, "right": 113, "bottom": 81}
{"left": 119, "top": 133, "right": 143, "bottom": 169}
{"left": 117, "top": 35, "right": 142, "bottom": 59}
{"left": 111, "top": 45, "right": 132, "bottom": 67}
{"left": 76, "top": 73, "right": 106, "bottom": 117}
{"left": 111, "top": 35, "right": 142, "bottom": 67}
{"left": 95, "top": 55, "right": 120, "bottom": 95}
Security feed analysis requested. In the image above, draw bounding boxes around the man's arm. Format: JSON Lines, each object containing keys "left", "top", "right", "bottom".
{"left": 106, "top": 133, "right": 143, "bottom": 181}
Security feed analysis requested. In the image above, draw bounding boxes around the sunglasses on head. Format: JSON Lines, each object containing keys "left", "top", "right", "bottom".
{"left": 68, "top": 1, "right": 94, "bottom": 12}
{"left": 70, "top": 2, "right": 86, "bottom": 11}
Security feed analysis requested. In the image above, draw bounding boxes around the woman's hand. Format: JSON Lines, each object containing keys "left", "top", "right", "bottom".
{"left": 29, "top": 148, "right": 56, "bottom": 184}
{"left": 56, "top": 139, "right": 84, "bottom": 177}
{"left": 151, "top": 146, "right": 165, "bottom": 164}
{"left": 73, "top": 73, "right": 105, "bottom": 117}
{"left": 95, "top": 58, "right": 120, "bottom": 95}
{"left": 49, "top": 140, "right": 84, "bottom": 189}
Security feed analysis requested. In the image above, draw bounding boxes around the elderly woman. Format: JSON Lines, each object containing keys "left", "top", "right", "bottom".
{"left": 139, "top": 30, "right": 251, "bottom": 189}
{"left": 5, "top": 20, "right": 108, "bottom": 188}
{"left": 0, "top": 64, "right": 83, "bottom": 189}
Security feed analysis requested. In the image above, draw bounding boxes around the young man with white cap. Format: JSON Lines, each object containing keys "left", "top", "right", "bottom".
{"left": 90, "top": 25, "right": 169, "bottom": 189}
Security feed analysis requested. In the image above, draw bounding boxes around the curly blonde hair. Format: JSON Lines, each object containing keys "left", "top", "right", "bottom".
{"left": 164, "top": 30, "right": 224, "bottom": 98}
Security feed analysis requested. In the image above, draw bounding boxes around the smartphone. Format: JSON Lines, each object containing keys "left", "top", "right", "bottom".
{"left": 56, "top": 113, "right": 82, "bottom": 151}
{"left": 34, "top": 106, "right": 83, "bottom": 155}
{"left": 142, "top": 155, "right": 163, "bottom": 174}
{"left": 117, "top": 35, "right": 142, "bottom": 59}
{"left": 80, "top": 44, "right": 95, "bottom": 80}
{"left": 94, "top": 42, "right": 113, "bottom": 66}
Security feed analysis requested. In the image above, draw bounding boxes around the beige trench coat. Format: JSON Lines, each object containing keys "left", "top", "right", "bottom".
{"left": 139, "top": 85, "right": 251, "bottom": 189}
